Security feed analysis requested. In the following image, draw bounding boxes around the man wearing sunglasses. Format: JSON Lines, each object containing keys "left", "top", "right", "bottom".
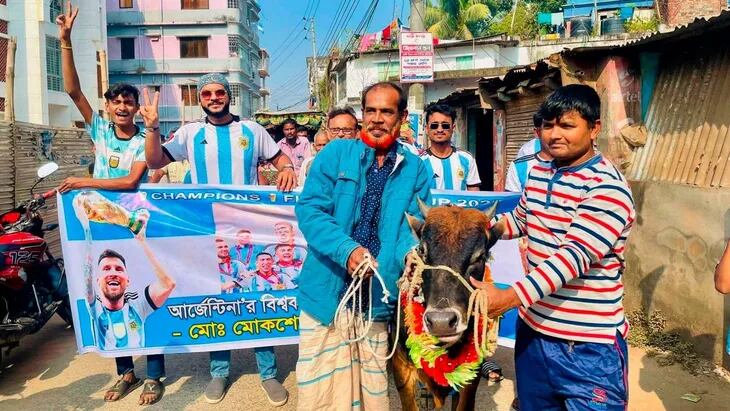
{"left": 420, "top": 103, "right": 481, "bottom": 191}
{"left": 144, "top": 73, "right": 296, "bottom": 406}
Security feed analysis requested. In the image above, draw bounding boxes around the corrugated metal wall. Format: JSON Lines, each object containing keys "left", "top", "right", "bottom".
{"left": 504, "top": 94, "right": 545, "bottom": 164}
{"left": 0, "top": 121, "right": 93, "bottom": 256}
{"left": 628, "top": 44, "right": 730, "bottom": 188}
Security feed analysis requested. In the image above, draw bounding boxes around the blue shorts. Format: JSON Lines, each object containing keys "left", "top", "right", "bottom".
{"left": 514, "top": 318, "right": 628, "bottom": 411}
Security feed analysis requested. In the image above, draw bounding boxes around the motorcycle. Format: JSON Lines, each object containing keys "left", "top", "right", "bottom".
{"left": 0, "top": 162, "right": 72, "bottom": 367}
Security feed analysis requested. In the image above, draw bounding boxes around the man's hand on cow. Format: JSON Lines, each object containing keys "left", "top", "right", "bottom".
{"left": 403, "top": 250, "right": 419, "bottom": 280}
{"left": 347, "top": 246, "right": 378, "bottom": 279}
{"left": 469, "top": 276, "right": 521, "bottom": 318}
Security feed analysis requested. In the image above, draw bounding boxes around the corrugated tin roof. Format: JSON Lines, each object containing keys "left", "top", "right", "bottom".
{"left": 627, "top": 43, "right": 730, "bottom": 188}
{"left": 566, "top": 9, "right": 730, "bottom": 54}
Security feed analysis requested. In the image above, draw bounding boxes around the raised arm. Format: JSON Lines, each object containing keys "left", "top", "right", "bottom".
{"left": 57, "top": 1, "right": 93, "bottom": 124}
{"left": 136, "top": 232, "right": 176, "bottom": 307}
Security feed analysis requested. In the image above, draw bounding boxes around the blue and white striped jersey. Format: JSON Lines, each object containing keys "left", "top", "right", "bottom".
{"left": 162, "top": 117, "right": 280, "bottom": 185}
{"left": 421, "top": 147, "right": 481, "bottom": 190}
{"left": 86, "top": 113, "right": 146, "bottom": 179}
{"left": 91, "top": 288, "right": 155, "bottom": 349}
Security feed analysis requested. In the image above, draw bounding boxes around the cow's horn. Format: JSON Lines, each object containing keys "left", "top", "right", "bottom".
{"left": 484, "top": 201, "right": 499, "bottom": 220}
{"left": 417, "top": 198, "right": 431, "bottom": 217}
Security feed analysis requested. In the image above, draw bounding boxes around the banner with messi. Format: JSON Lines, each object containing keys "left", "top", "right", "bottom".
{"left": 57, "top": 185, "right": 521, "bottom": 357}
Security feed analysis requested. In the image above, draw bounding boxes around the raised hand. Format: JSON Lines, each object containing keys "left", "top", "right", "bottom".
{"left": 139, "top": 87, "right": 160, "bottom": 129}
{"left": 56, "top": 1, "right": 79, "bottom": 42}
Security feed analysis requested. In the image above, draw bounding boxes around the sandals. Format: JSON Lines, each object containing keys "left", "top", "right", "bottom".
{"left": 105, "top": 374, "right": 143, "bottom": 402}
{"left": 480, "top": 360, "right": 504, "bottom": 383}
{"left": 139, "top": 379, "right": 164, "bottom": 406}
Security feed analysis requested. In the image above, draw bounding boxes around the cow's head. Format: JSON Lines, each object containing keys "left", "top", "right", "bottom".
{"left": 406, "top": 201, "right": 504, "bottom": 346}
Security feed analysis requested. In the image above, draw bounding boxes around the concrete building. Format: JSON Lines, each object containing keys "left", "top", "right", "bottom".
{"left": 106, "top": 0, "right": 261, "bottom": 136}
{"left": 0, "top": 0, "right": 107, "bottom": 126}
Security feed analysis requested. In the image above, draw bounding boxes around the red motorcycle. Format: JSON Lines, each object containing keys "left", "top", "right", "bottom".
{"left": 0, "top": 162, "right": 71, "bottom": 366}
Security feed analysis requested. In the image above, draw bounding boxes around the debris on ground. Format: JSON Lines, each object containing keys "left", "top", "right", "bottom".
{"left": 681, "top": 393, "right": 701, "bottom": 403}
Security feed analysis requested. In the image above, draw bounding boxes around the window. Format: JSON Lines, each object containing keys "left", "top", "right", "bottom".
{"left": 227, "top": 0, "right": 239, "bottom": 8}
{"left": 96, "top": 51, "right": 103, "bottom": 98}
{"left": 50, "top": 0, "right": 62, "bottom": 21}
{"left": 181, "top": 85, "right": 198, "bottom": 106}
{"left": 120, "top": 38, "right": 135, "bottom": 60}
{"left": 376, "top": 61, "right": 399, "bottom": 81}
{"left": 229, "top": 83, "right": 240, "bottom": 105}
{"left": 181, "top": 0, "right": 208, "bottom": 9}
{"left": 46, "top": 36, "right": 62, "bottom": 91}
{"left": 456, "top": 55, "right": 473, "bottom": 70}
{"left": 119, "top": 0, "right": 133, "bottom": 8}
{"left": 228, "top": 35, "right": 241, "bottom": 57}
{"left": 179, "top": 37, "right": 208, "bottom": 58}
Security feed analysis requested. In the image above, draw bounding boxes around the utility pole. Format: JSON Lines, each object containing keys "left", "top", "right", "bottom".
{"left": 308, "top": 17, "right": 319, "bottom": 110}
{"left": 408, "top": 0, "right": 426, "bottom": 142}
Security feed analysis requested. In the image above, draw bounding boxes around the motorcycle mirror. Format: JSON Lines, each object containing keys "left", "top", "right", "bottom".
{"left": 37, "top": 162, "right": 59, "bottom": 179}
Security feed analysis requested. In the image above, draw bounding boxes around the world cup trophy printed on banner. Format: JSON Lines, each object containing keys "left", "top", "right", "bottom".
{"left": 73, "top": 191, "right": 150, "bottom": 236}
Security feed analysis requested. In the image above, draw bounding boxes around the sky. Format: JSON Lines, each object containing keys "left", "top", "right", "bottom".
{"left": 259, "top": 0, "right": 409, "bottom": 112}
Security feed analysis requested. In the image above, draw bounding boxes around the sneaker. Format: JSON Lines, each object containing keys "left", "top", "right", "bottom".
{"left": 204, "top": 377, "right": 229, "bottom": 404}
{"left": 261, "top": 379, "right": 288, "bottom": 406}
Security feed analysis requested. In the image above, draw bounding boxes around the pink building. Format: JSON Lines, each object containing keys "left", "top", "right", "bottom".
{"left": 107, "top": 0, "right": 261, "bottom": 136}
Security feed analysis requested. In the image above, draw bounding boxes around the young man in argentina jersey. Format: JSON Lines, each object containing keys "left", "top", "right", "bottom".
{"left": 420, "top": 103, "right": 481, "bottom": 191}
{"left": 56, "top": 2, "right": 164, "bottom": 405}
{"left": 144, "top": 73, "right": 297, "bottom": 406}
{"left": 229, "top": 229, "right": 262, "bottom": 271}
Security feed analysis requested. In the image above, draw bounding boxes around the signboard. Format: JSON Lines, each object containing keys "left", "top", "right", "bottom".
{"left": 400, "top": 31, "right": 434, "bottom": 83}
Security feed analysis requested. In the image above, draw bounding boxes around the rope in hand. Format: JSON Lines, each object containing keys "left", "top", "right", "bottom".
{"left": 399, "top": 252, "right": 496, "bottom": 358}
{"left": 334, "top": 253, "right": 401, "bottom": 361}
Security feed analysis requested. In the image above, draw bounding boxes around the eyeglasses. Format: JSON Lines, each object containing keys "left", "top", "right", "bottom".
{"left": 429, "top": 122, "right": 452, "bottom": 130}
{"left": 200, "top": 89, "right": 227, "bottom": 100}
{"left": 328, "top": 127, "right": 356, "bottom": 135}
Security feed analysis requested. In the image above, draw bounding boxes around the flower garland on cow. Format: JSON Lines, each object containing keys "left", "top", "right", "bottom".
{"left": 398, "top": 258, "right": 500, "bottom": 390}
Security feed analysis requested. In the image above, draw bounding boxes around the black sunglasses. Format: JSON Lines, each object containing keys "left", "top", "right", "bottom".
{"left": 429, "top": 122, "right": 452, "bottom": 130}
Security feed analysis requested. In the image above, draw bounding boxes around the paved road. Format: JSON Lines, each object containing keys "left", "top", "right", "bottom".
{"left": 1, "top": 317, "right": 729, "bottom": 410}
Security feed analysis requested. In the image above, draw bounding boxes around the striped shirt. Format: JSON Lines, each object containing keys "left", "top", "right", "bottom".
{"left": 501, "top": 153, "right": 635, "bottom": 344}
{"left": 421, "top": 147, "right": 481, "bottom": 190}
{"left": 162, "top": 117, "right": 280, "bottom": 185}
{"left": 86, "top": 113, "right": 146, "bottom": 179}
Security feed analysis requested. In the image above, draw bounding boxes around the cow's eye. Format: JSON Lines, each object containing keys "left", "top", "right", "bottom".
{"left": 470, "top": 252, "right": 486, "bottom": 265}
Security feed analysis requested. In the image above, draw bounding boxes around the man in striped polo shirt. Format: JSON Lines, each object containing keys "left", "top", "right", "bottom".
{"left": 476, "top": 84, "right": 635, "bottom": 410}
{"left": 420, "top": 103, "right": 481, "bottom": 191}
{"left": 144, "top": 73, "right": 297, "bottom": 406}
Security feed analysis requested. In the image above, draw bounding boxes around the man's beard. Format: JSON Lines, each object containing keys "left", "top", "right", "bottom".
{"left": 202, "top": 102, "right": 231, "bottom": 119}
{"left": 102, "top": 287, "right": 125, "bottom": 302}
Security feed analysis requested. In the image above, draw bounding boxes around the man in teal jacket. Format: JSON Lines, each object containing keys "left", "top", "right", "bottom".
{"left": 295, "top": 82, "right": 432, "bottom": 410}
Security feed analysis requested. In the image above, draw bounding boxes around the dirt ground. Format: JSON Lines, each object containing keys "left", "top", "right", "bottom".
{"left": 0, "top": 317, "right": 728, "bottom": 410}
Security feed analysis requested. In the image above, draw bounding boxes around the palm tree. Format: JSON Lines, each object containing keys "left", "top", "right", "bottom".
{"left": 425, "top": 0, "right": 492, "bottom": 40}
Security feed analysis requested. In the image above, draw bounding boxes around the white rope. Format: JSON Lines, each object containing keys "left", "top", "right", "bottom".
{"left": 334, "top": 253, "right": 401, "bottom": 361}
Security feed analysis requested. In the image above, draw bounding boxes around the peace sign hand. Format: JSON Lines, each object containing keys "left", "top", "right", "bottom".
{"left": 139, "top": 87, "right": 160, "bottom": 129}
{"left": 56, "top": 1, "right": 79, "bottom": 42}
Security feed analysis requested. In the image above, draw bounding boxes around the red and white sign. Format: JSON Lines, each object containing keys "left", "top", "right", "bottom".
{"left": 399, "top": 31, "right": 434, "bottom": 83}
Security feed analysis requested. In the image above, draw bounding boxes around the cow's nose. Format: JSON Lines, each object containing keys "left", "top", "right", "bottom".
{"left": 424, "top": 310, "right": 459, "bottom": 336}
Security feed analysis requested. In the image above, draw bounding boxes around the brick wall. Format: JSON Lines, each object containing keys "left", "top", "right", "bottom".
{"left": 657, "top": 0, "right": 726, "bottom": 27}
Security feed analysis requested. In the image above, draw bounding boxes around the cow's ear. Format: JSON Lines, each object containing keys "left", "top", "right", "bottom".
{"left": 417, "top": 197, "right": 431, "bottom": 218}
{"left": 486, "top": 219, "right": 505, "bottom": 250}
{"left": 405, "top": 212, "right": 424, "bottom": 239}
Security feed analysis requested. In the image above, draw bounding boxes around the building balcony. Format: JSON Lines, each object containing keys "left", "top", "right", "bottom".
{"left": 109, "top": 58, "right": 235, "bottom": 74}
{"left": 107, "top": 9, "right": 242, "bottom": 26}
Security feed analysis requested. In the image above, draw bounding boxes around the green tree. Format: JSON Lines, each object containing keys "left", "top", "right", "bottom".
{"left": 489, "top": 1, "right": 539, "bottom": 38}
{"left": 425, "top": 0, "right": 493, "bottom": 40}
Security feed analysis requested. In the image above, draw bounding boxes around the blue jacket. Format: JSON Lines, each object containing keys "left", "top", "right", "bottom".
{"left": 295, "top": 139, "right": 432, "bottom": 325}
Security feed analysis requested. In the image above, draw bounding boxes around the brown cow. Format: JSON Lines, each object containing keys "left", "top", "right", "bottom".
{"left": 394, "top": 201, "right": 501, "bottom": 410}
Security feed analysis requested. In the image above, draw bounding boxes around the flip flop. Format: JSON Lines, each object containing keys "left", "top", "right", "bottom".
{"left": 105, "top": 374, "right": 143, "bottom": 402}
{"left": 139, "top": 379, "right": 164, "bottom": 406}
{"left": 480, "top": 360, "right": 504, "bottom": 382}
